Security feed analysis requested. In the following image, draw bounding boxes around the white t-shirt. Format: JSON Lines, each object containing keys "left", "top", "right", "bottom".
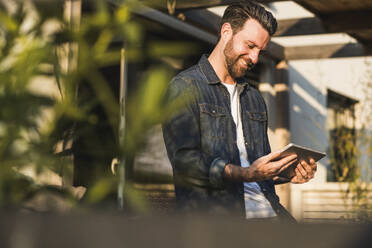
{"left": 222, "top": 82, "right": 276, "bottom": 219}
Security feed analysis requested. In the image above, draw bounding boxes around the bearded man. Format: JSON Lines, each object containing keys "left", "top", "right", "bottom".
{"left": 162, "top": 2, "right": 317, "bottom": 221}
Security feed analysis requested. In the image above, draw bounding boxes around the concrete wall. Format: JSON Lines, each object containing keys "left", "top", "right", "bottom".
{"left": 287, "top": 57, "right": 372, "bottom": 183}
{"left": 285, "top": 57, "right": 372, "bottom": 221}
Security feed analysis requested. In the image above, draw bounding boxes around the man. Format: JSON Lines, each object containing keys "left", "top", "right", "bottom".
{"left": 162, "top": 2, "right": 317, "bottom": 221}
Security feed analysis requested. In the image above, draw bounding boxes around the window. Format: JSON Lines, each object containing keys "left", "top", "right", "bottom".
{"left": 326, "top": 89, "right": 358, "bottom": 182}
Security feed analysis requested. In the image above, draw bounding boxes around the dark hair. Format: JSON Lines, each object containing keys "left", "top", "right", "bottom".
{"left": 220, "top": 1, "right": 277, "bottom": 38}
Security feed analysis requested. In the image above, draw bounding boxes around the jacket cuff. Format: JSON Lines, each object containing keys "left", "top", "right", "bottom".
{"left": 209, "top": 158, "right": 228, "bottom": 188}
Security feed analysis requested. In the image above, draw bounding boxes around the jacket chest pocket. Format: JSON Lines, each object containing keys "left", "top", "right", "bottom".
{"left": 199, "top": 103, "right": 227, "bottom": 140}
{"left": 245, "top": 111, "right": 267, "bottom": 146}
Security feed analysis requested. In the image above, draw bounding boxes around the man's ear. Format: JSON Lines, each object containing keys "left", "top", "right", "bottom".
{"left": 220, "top": 22, "right": 233, "bottom": 42}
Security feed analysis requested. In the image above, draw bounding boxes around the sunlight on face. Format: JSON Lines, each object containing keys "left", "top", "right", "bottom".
{"left": 223, "top": 19, "right": 270, "bottom": 79}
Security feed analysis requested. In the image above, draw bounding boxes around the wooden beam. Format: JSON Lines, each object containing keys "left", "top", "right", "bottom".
{"left": 292, "top": 1, "right": 372, "bottom": 44}
{"left": 292, "top": 0, "right": 322, "bottom": 16}
{"left": 284, "top": 43, "right": 372, "bottom": 60}
{"left": 266, "top": 41, "right": 285, "bottom": 61}
{"left": 348, "top": 30, "right": 372, "bottom": 46}
{"left": 294, "top": 0, "right": 372, "bottom": 13}
{"left": 182, "top": 9, "right": 221, "bottom": 33}
{"left": 276, "top": 9, "right": 372, "bottom": 37}
{"left": 139, "top": 0, "right": 285, "bottom": 10}
{"left": 275, "top": 17, "right": 326, "bottom": 37}
{"left": 104, "top": 0, "right": 219, "bottom": 45}
{"left": 133, "top": 6, "right": 218, "bottom": 44}
{"left": 321, "top": 9, "right": 372, "bottom": 33}
{"left": 183, "top": 9, "right": 372, "bottom": 39}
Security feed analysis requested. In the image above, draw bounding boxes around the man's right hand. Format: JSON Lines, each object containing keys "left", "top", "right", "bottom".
{"left": 223, "top": 151, "right": 298, "bottom": 182}
{"left": 245, "top": 151, "right": 298, "bottom": 181}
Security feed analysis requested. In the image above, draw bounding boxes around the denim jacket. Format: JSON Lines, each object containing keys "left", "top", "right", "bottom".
{"left": 162, "top": 55, "right": 295, "bottom": 221}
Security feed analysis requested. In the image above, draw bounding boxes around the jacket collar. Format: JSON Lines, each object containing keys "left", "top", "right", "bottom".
{"left": 198, "top": 54, "right": 250, "bottom": 88}
{"left": 198, "top": 54, "right": 220, "bottom": 85}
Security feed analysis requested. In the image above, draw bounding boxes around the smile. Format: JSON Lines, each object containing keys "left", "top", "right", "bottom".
{"left": 239, "top": 58, "right": 249, "bottom": 68}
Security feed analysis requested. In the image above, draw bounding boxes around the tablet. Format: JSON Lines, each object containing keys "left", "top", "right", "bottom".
{"left": 277, "top": 143, "right": 326, "bottom": 178}
{"left": 279, "top": 143, "right": 326, "bottom": 162}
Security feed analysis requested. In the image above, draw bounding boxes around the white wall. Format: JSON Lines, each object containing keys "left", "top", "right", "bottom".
{"left": 288, "top": 57, "right": 372, "bottom": 183}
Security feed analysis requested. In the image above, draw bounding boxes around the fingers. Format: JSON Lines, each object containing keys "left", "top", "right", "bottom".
{"left": 287, "top": 158, "right": 318, "bottom": 184}
{"left": 277, "top": 158, "right": 297, "bottom": 174}
{"left": 297, "top": 162, "right": 308, "bottom": 179}
{"left": 272, "top": 154, "right": 297, "bottom": 171}
{"left": 265, "top": 150, "right": 282, "bottom": 162}
{"left": 303, "top": 161, "right": 313, "bottom": 176}
{"left": 297, "top": 159, "right": 317, "bottom": 180}
{"left": 309, "top": 158, "right": 317, "bottom": 171}
{"left": 251, "top": 152, "right": 297, "bottom": 181}
{"left": 293, "top": 168, "right": 306, "bottom": 183}
{"left": 253, "top": 153, "right": 318, "bottom": 182}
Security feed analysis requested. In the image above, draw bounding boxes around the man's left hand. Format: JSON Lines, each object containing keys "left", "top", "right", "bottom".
{"left": 274, "top": 158, "right": 317, "bottom": 184}
{"left": 289, "top": 158, "right": 317, "bottom": 184}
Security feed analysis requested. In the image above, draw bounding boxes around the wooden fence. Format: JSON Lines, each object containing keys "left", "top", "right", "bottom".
{"left": 290, "top": 182, "right": 372, "bottom": 222}
{"left": 134, "top": 182, "right": 372, "bottom": 222}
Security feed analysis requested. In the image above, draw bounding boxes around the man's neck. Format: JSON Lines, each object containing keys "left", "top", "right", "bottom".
{"left": 208, "top": 46, "right": 236, "bottom": 85}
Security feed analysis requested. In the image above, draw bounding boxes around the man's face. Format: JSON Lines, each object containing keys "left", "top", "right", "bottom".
{"left": 223, "top": 19, "right": 270, "bottom": 79}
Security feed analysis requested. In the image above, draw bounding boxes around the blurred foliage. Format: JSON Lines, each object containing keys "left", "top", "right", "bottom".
{"left": 328, "top": 60, "right": 372, "bottom": 221}
{"left": 348, "top": 60, "right": 372, "bottom": 221}
{"left": 358, "top": 60, "right": 372, "bottom": 182}
{"left": 0, "top": 0, "right": 188, "bottom": 212}
{"left": 0, "top": 0, "right": 65, "bottom": 208}
{"left": 329, "top": 126, "right": 357, "bottom": 182}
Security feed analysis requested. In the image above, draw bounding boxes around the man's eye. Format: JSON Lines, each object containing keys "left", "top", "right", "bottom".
{"left": 247, "top": 44, "right": 255, "bottom": 49}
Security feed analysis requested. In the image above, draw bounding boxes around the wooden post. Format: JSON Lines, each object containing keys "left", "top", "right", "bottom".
{"left": 60, "top": 0, "right": 82, "bottom": 188}
{"left": 118, "top": 47, "right": 127, "bottom": 209}
{"left": 274, "top": 60, "right": 292, "bottom": 211}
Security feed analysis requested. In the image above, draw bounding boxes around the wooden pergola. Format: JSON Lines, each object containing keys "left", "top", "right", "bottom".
{"left": 38, "top": 0, "right": 370, "bottom": 210}
{"left": 135, "top": 0, "right": 372, "bottom": 60}
{"left": 121, "top": 0, "right": 372, "bottom": 211}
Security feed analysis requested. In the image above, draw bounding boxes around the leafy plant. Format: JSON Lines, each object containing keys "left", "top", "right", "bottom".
{"left": 329, "top": 126, "right": 358, "bottom": 182}
{"left": 328, "top": 60, "right": 372, "bottom": 221}
{"left": 0, "top": 0, "right": 187, "bottom": 212}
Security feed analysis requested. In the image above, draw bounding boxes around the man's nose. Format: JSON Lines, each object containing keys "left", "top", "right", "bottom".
{"left": 249, "top": 49, "right": 259, "bottom": 64}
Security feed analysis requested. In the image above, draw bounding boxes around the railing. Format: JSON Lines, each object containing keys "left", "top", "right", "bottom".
{"left": 290, "top": 182, "right": 372, "bottom": 222}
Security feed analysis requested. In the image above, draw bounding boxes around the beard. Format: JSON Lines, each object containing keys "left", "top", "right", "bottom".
{"left": 223, "top": 37, "right": 254, "bottom": 79}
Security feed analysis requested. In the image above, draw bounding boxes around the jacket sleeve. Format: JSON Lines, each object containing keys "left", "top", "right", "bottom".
{"left": 263, "top": 101, "right": 272, "bottom": 155}
{"left": 162, "top": 76, "right": 227, "bottom": 189}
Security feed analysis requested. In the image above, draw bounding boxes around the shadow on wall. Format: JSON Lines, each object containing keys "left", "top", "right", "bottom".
{"left": 287, "top": 64, "right": 328, "bottom": 157}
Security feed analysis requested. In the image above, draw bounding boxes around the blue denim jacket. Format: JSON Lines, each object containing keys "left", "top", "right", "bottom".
{"left": 163, "top": 55, "right": 295, "bottom": 220}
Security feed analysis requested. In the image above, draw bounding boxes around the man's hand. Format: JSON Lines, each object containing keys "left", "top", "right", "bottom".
{"left": 246, "top": 151, "right": 299, "bottom": 181}
{"left": 290, "top": 158, "right": 317, "bottom": 184}
{"left": 274, "top": 158, "right": 317, "bottom": 184}
{"left": 223, "top": 151, "right": 298, "bottom": 182}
